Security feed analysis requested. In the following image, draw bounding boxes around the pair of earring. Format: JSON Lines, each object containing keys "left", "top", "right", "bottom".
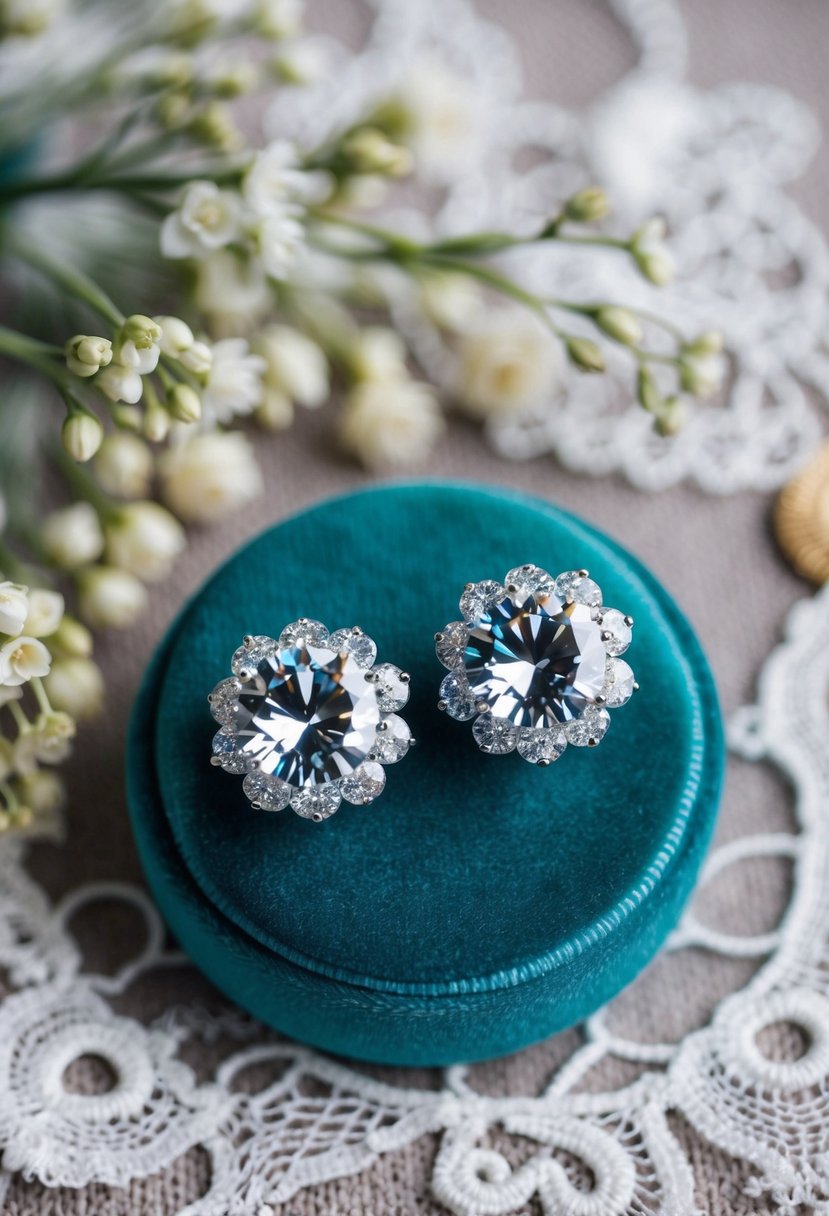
{"left": 208, "top": 563, "right": 637, "bottom": 822}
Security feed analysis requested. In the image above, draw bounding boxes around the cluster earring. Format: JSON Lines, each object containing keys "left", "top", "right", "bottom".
{"left": 209, "top": 619, "right": 413, "bottom": 821}
{"left": 435, "top": 564, "right": 636, "bottom": 764}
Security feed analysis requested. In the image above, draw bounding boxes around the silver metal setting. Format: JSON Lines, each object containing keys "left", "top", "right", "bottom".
{"left": 436, "top": 564, "right": 637, "bottom": 764}
{"left": 209, "top": 620, "right": 412, "bottom": 821}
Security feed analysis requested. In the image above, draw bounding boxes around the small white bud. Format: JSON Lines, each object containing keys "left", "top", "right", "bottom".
{"left": 178, "top": 340, "right": 213, "bottom": 375}
{"left": 23, "top": 589, "right": 64, "bottom": 638}
{"left": 44, "top": 657, "right": 105, "bottom": 720}
{"left": 595, "top": 306, "right": 643, "bottom": 347}
{"left": 41, "top": 503, "right": 104, "bottom": 569}
{"left": 96, "top": 363, "right": 144, "bottom": 404}
{"left": 77, "top": 566, "right": 148, "bottom": 630}
{"left": 634, "top": 246, "right": 675, "bottom": 287}
{"left": 105, "top": 501, "right": 186, "bottom": 583}
{"left": 154, "top": 316, "right": 195, "bottom": 356}
{"left": 61, "top": 411, "right": 103, "bottom": 462}
{"left": 167, "top": 383, "right": 202, "bottom": 423}
{"left": 143, "top": 400, "right": 172, "bottom": 444}
{"left": 121, "top": 314, "right": 162, "bottom": 349}
{"left": 50, "top": 615, "right": 93, "bottom": 658}
{"left": 65, "top": 335, "right": 113, "bottom": 378}
{"left": 94, "top": 433, "right": 154, "bottom": 498}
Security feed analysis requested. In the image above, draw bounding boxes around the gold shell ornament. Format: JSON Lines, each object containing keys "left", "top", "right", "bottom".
{"left": 774, "top": 442, "right": 829, "bottom": 584}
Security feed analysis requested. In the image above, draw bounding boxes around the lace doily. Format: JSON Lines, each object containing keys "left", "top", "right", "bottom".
{"left": 1, "top": 2, "right": 828, "bottom": 1213}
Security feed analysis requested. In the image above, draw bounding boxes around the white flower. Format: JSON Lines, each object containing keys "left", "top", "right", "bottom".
{"left": 243, "top": 139, "right": 326, "bottom": 217}
{"left": 94, "top": 433, "right": 154, "bottom": 498}
{"left": 65, "top": 335, "right": 112, "bottom": 378}
{"left": 455, "top": 309, "right": 560, "bottom": 419}
{"left": 194, "top": 250, "right": 271, "bottom": 335}
{"left": 396, "top": 58, "right": 481, "bottom": 184}
{"left": 160, "top": 181, "right": 242, "bottom": 259}
{"left": 178, "top": 339, "right": 213, "bottom": 374}
{"left": 61, "top": 412, "right": 103, "bottom": 461}
{"left": 115, "top": 338, "right": 160, "bottom": 375}
{"left": 105, "top": 502, "right": 186, "bottom": 583}
{"left": 256, "top": 324, "right": 328, "bottom": 408}
{"left": 77, "top": 567, "right": 148, "bottom": 629}
{"left": 23, "top": 590, "right": 64, "bottom": 638}
{"left": 41, "top": 503, "right": 105, "bottom": 569}
{"left": 31, "top": 711, "right": 76, "bottom": 766}
{"left": 255, "top": 388, "right": 294, "bottom": 431}
{"left": 419, "top": 272, "right": 482, "bottom": 331}
{"left": 0, "top": 582, "right": 29, "bottom": 637}
{"left": 16, "top": 770, "right": 66, "bottom": 817}
{"left": 154, "top": 315, "right": 195, "bottom": 356}
{"left": 339, "top": 379, "right": 444, "bottom": 471}
{"left": 351, "top": 327, "right": 408, "bottom": 382}
{"left": 159, "top": 431, "right": 263, "bottom": 524}
{"left": 0, "top": 636, "right": 51, "bottom": 686}
{"left": 95, "top": 362, "right": 144, "bottom": 404}
{"left": 201, "top": 337, "right": 266, "bottom": 424}
{"left": 50, "top": 615, "right": 93, "bottom": 658}
{"left": 257, "top": 212, "right": 305, "bottom": 280}
{"left": 44, "top": 657, "right": 104, "bottom": 719}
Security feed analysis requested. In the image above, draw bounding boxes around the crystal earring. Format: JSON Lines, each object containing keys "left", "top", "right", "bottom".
{"left": 435, "top": 565, "right": 636, "bottom": 764}
{"left": 209, "top": 619, "right": 413, "bottom": 820}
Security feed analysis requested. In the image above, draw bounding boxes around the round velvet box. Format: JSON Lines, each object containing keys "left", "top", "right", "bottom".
{"left": 127, "top": 483, "right": 724, "bottom": 1065}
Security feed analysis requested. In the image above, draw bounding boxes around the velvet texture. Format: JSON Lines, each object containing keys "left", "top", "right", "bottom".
{"left": 127, "top": 483, "right": 724, "bottom": 1065}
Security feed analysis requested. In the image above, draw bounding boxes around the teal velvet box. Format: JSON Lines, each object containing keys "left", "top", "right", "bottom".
{"left": 127, "top": 483, "right": 724, "bottom": 1066}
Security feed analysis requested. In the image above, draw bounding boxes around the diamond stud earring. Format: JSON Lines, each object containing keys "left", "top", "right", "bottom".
{"left": 435, "top": 565, "right": 637, "bottom": 764}
{"left": 209, "top": 619, "right": 413, "bottom": 820}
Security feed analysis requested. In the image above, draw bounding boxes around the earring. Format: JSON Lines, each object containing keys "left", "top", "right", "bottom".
{"left": 209, "top": 619, "right": 413, "bottom": 821}
{"left": 435, "top": 565, "right": 636, "bottom": 764}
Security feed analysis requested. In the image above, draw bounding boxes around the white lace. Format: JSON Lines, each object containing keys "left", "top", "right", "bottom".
{"left": 1, "top": 1, "right": 828, "bottom": 1213}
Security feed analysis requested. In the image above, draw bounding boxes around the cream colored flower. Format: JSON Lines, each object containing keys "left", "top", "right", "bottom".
{"left": 0, "top": 636, "right": 51, "bottom": 686}
{"left": 44, "top": 657, "right": 104, "bottom": 720}
{"left": 95, "top": 362, "right": 144, "bottom": 405}
{"left": 256, "top": 324, "right": 328, "bottom": 409}
{"left": 243, "top": 140, "right": 322, "bottom": 217}
{"left": 62, "top": 411, "right": 104, "bottom": 460}
{"left": 0, "top": 582, "right": 29, "bottom": 637}
{"left": 455, "top": 309, "right": 560, "bottom": 420}
{"left": 94, "top": 433, "right": 154, "bottom": 499}
{"left": 15, "top": 769, "right": 66, "bottom": 817}
{"left": 201, "top": 337, "right": 266, "bottom": 425}
{"left": 161, "top": 181, "right": 242, "bottom": 259}
{"left": 419, "top": 272, "right": 482, "bottom": 331}
{"left": 154, "top": 315, "right": 195, "bottom": 356}
{"left": 178, "top": 339, "right": 213, "bottom": 374}
{"left": 257, "top": 212, "right": 305, "bottom": 281}
{"left": 105, "top": 502, "right": 186, "bottom": 583}
{"left": 396, "top": 58, "right": 481, "bottom": 183}
{"left": 41, "top": 503, "right": 105, "bottom": 569}
{"left": 77, "top": 567, "right": 148, "bottom": 629}
{"left": 351, "top": 327, "right": 408, "bottom": 383}
{"left": 65, "top": 335, "right": 113, "bottom": 378}
{"left": 339, "top": 379, "right": 444, "bottom": 471}
{"left": 23, "top": 589, "right": 64, "bottom": 639}
{"left": 159, "top": 431, "right": 263, "bottom": 524}
{"left": 194, "top": 250, "right": 271, "bottom": 335}
{"left": 50, "top": 615, "right": 93, "bottom": 658}
{"left": 32, "top": 711, "right": 76, "bottom": 766}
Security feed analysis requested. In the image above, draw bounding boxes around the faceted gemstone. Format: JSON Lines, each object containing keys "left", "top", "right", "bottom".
{"left": 505, "top": 564, "right": 555, "bottom": 600}
{"left": 472, "top": 714, "right": 518, "bottom": 755}
{"left": 517, "top": 726, "right": 567, "bottom": 765}
{"left": 435, "top": 621, "right": 469, "bottom": 670}
{"left": 554, "top": 570, "right": 602, "bottom": 608}
{"left": 242, "top": 770, "right": 292, "bottom": 811}
{"left": 291, "top": 784, "right": 342, "bottom": 821}
{"left": 439, "top": 672, "right": 477, "bottom": 721}
{"left": 340, "top": 761, "right": 386, "bottom": 805}
{"left": 566, "top": 706, "right": 610, "bottom": 747}
{"left": 209, "top": 676, "right": 243, "bottom": 725}
{"left": 371, "top": 663, "right": 410, "bottom": 713}
{"left": 463, "top": 592, "right": 608, "bottom": 728}
{"left": 599, "top": 609, "right": 632, "bottom": 656}
{"left": 278, "top": 619, "right": 329, "bottom": 648}
{"left": 211, "top": 726, "right": 251, "bottom": 774}
{"left": 328, "top": 628, "right": 377, "bottom": 669}
{"left": 459, "top": 580, "right": 505, "bottom": 624}
{"left": 603, "top": 658, "right": 635, "bottom": 707}
{"left": 371, "top": 714, "right": 411, "bottom": 763}
{"left": 231, "top": 643, "right": 380, "bottom": 787}
{"left": 231, "top": 635, "right": 277, "bottom": 677}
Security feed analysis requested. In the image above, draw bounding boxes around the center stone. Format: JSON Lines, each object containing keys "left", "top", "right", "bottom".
{"left": 464, "top": 594, "right": 607, "bottom": 727}
{"left": 233, "top": 644, "right": 380, "bottom": 786}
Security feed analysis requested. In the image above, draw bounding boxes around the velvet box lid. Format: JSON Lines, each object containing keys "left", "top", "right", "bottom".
{"left": 127, "top": 483, "right": 724, "bottom": 1065}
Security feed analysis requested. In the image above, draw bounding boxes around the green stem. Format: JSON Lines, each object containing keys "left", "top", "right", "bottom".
{"left": 418, "top": 254, "right": 554, "bottom": 326}
{"left": 8, "top": 701, "right": 29, "bottom": 735}
{"left": 51, "top": 444, "right": 119, "bottom": 522}
{"left": 30, "top": 677, "right": 53, "bottom": 716}
{"left": 4, "top": 230, "right": 124, "bottom": 326}
{"left": 0, "top": 782, "right": 19, "bottom": 814}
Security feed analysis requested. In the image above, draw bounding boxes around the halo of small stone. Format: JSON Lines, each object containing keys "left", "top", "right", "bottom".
{"left": 435, "top": 565, "right": 637, "bottom": 765}
{"left": 207, "top": 619, "right": 413, "bottom": 822}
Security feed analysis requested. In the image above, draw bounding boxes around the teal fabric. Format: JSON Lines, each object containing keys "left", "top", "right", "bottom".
{"left": 128, "top": 482, "right": 724, "bottom": 1064}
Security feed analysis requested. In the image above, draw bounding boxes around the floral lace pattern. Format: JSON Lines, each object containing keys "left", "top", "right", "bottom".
{"left": 1, "top": 1, "right": 827, "bottom": 1213}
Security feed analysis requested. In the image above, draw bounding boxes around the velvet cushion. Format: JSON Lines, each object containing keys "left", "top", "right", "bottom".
{"left": 127, "top": 482, "right": 723, "bottom": 1064}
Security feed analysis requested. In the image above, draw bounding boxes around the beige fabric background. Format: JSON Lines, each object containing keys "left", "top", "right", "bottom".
{"left": 5, "top": 1, "right": 829, "bottom": 1212}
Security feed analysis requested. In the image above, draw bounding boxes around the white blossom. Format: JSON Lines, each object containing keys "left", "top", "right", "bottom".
{"left": 159, "top": 431, "right": 263, "bottom": 524}
{"left": 0, "top": 582, "right": 30, "bottom": 637}
{"left": 0, "top": 636, "right": 52, "bottom": 686}
{"left": 455, "top": 308, "right": 560, "bottom": 419}
{"left": 201, "top": 337, "right": 266, "bottom": 424}
{"left": 160, "top": 180, "right": 242, "bottom": 259}
{"left": 105, "top": 502, "right": 186, "bottom": 583}
{"left": 257, "top": 212, "right": 305, "bottom": 280}
{"left": 178, "top": 339, "right": 213, "bottom": 374}
{"left": 62, "top": 411, "right": 104, "bottom": 461}
{"left": 77, "top": 567, "right": 148, "bottom": 629}
{"left": 243, "top": 139, "right": 326, "bottom": 217}
{"left": 65, "top": 335, "right": 112, "bottom": 378}
{"left": 351, "top": 327, "right": 408, "bottom": 382}
{"left": 16, "top": 769, "right": 66, "bottom": 817}
{"left": 396, "top": 58, "right": 481, "bottom": 184}
{"left": 94, "top": 433, "right": 154, "bottom": 498}
{"left": 31, "top": 711, "right": 75, "bottom": 766}
{"left": 23, "top": 589, "right": 64, "bottom": 638}
{"left": 419, "top": 272, "right": 482, "bottom": 331}
{"left": 339, "top": 379, "right": 444, "bottom": 471}
{"left": 95, "top": 362, "right": 144, "bottom": 404}
{"left": 256, "top": 324, "right": 328, "bottom": 408}
{"left": 44, "top": 657, "right": 104, "bottom": 719}
{"left": 194, "top": 250, "right": 271, "bottom": 334}
{"left": 154, "top": 315, "right": 195, "bottom": 356}
{"left": 41, "top": 503, "right": 105, "bottom": 568}
{"left": 115, "top": 337, "right": 160, "bottom": 375}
